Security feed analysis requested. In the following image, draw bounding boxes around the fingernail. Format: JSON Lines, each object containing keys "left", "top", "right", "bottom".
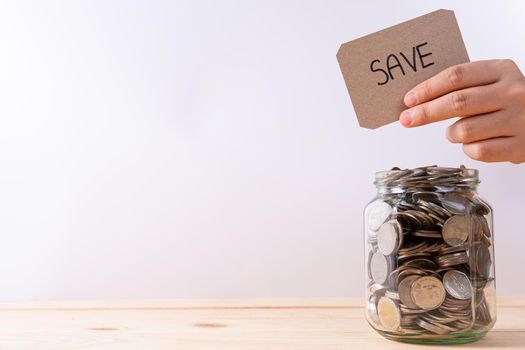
{"left": 404, "top": 92, "right": 417, "bottom": 107}
{"left": 400, "top": 111, "right": 413, "bottom": 127}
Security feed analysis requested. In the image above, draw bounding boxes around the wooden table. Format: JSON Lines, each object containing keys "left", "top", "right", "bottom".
{"left": 0, "top": 297, "right": 523, "bottom": 349}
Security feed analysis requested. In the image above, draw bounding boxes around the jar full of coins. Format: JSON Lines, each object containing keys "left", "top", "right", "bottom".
{"left": 365, "top": 166, "right": 495, "bottom": 344}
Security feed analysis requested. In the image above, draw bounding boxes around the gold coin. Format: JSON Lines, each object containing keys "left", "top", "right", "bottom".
{"left": 377, "top": 297, "right": 400, "bottom": 331}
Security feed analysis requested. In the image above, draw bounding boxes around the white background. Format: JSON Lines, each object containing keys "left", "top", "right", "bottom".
{"left": 0, "top": 0, "right": 524, "bottom": 300}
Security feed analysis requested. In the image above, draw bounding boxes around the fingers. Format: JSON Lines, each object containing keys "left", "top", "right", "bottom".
{"left": 463, "top": 137, "right": 522, "bottom": 163}
{"left": 400, "top": 84, "right": 505, "bottom": 127}
{"left": 446, "top": 111, "right": 517, "bottom": 144}
{"left": 404, "top": 60, "right": 504, "bottom": 107}
{"left": 398, "top": 58, "right": 525, "bottom": 163}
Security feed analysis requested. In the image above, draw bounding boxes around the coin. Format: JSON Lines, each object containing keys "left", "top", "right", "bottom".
{"left": 440, "top": 244, "right": 467, "bottom": 255}
{"left": 367, "top": 294, "right": 380, "bottom": 326}
{"left": 404, "top": 258, "right": 437, "bottom": 270}
{"left": 370, "top": 251, "right": 390, "bottom": 285}
{"left": 473, "top": 200, "right": 491, "bottom": 216}
{"left": 410, "top": 276, "right": 446, "bottom": 310}
{"left": 469, "top": 242, "right": 492, "bottom": 280}
{"left": 377, "top": 297, "right": 400, "bottom": 331}
{"left": 475, "top": 296, "right": 493, "bottom": 326}
{"left": 368, "top": 282, "right": 387, "bottom": 295}
{"left": 385, "top": 290, "right": 400, "bottom": 300}
{"left": 421, "top": 316, "right": 458, "bottom": 333}
{"left": 395, "top": 267, "right": 426, "bottom": 284}
{"left": 441, "top": 192, "right": 469, "bottom": 215}
{"left": 377, "top": 221, "right": 400, "bottom": 256}
{"left": 443, "top": 270, "right": 472, "bottom": 300}
{"left": 367, "top": 202, "right": 393, "bottom": 231}
{"left": 443, "top": 215, "right": 470, "bottom": 247}
{"left": 416, "top": 318, "right": 448, "bottom": 334}
{"left": 473, "top": 214, "right": 491, "bottom": 237}
{"left": 435, "top": 252, "right": 469, "bottom": 268}
{"left": 398, "top": 275, "right": 420, "bottom": 309}
{"left": 412, "top": 230, "right": 442, "bottom": 238}
{"left": 412, "top": 191, "right": 442, "bottom": 202}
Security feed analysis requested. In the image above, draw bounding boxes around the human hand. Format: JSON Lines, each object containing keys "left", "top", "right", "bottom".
{"left": 399, "top": 59, "right": 525, "bottom": 164}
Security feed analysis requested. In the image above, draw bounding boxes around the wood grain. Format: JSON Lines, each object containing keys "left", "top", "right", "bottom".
{"left": 0, "top": 297, "right": 523, "bottom": 349}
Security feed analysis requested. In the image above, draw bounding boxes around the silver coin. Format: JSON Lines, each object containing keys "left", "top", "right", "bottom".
{"left": 412, "top": 191, "right": 442, "bottom": 202}
{"left": 441, "top": 192, "right": 469, "bottom": 215}
{"left": 368, "top": 282, "right": 386, "bottom": 295}
{"left": 443, "top": 215, "right": 470, "bottom": 247}
{"left": 377, "top": 221, "right": 400, "bottom": 256}
{"left": 367, "top": 202, "right": 393, "bottom": 232}
{"left": 443, "top": 270, "right": 472, "bottom": 300}
{"left": 398, "top": 275, "right": 420, "bottom": 309}
{"left": 370, "top": 251, "right": 390, "bottom": 285}
{"left": 420, "top": 316, "right": 457, "bottom": 333}
{"left": 367, "top": 294, "right": 380, "bottom": 326}
{"left": 416, "top": 318, "right": 448, "bottom": 335}
{"left": 385, "top": 290, "right": 400, "bottom": 300}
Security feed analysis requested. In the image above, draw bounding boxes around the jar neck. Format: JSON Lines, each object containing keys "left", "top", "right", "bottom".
{"left": 374, "top": 166, "right": 480, "bottom": 194}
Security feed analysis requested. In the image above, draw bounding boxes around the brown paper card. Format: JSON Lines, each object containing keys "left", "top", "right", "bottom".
{"left": 337, "top": 9, "right": 469, "bottom": 129}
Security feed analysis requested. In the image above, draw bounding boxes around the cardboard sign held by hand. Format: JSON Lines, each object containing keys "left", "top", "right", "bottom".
{"left": 337, "top": 9, "right": 469, "bottom": 129}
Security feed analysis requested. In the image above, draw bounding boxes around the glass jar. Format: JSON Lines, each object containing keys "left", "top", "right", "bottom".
{"left": 364, "top": 166, "right": 496, "bottom": 345}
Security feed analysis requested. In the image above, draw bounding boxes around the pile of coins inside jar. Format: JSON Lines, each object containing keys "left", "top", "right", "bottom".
{"left": 366, "top": 166, "right": 493, "bottom": 335}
